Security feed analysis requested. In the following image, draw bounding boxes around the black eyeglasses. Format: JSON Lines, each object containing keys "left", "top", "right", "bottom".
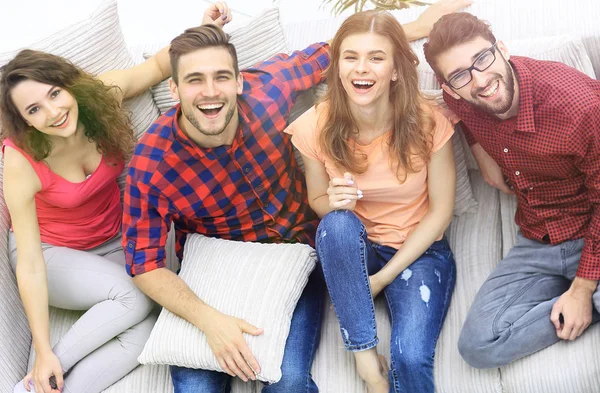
{"left": 446, "top": 42, "right": 498, "bottom": 89}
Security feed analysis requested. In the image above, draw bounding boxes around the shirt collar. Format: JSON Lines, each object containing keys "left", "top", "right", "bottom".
{"left": 510, "top": 57, "right": 536, "bottom": 134}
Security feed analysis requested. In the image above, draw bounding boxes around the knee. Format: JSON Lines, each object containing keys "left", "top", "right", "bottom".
{"left": 268, "top": 372, "right": 311, "bottom": 393}
{"left": 316, "top": 210, "right": 362, "bottom": 245}
{"left": 391, "top": 346, "right": 433, "bottom": 376}
{"left": 457, "top": 325, "right": 501, "bottom": 369}
{"left": 113, "top": 279, "right": 155, "bottom": 318}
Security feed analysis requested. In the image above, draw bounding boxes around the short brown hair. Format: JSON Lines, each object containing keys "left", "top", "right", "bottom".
{"left": 423, "top": 12, "right": 496, "bottom": 80}
{"left": 169, "top": 24, "right": 239, "bottom": 84}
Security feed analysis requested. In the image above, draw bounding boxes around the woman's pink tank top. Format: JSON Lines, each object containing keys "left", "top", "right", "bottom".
{"left": 3, "top": 138, "right": 124, "bottom": 250}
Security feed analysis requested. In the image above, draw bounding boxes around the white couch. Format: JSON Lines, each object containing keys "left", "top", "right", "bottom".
{"left": 1, "top": 1, "right": 600, "bottom": 392}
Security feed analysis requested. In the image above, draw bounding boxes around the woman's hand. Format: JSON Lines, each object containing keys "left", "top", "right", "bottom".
{"left": 32, "top": 350, "right": 63, "bottom": 393}
{"left": 202, "top": 2, "right": 233, "bottom": 27}
{"left": 327, "top": 172, "right": 363, "bottom": 211}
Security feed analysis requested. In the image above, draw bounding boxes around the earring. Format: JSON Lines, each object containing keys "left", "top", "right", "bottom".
{"left": 392, "top": 75, "right": 397, "bottom": 81}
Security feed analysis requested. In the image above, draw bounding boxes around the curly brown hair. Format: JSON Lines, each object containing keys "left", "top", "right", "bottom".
{"left": 0, "top": 49, "right": 134, "bottom": 161}
{"left": 319, "top": 10, "right": 435, "bottom": 181}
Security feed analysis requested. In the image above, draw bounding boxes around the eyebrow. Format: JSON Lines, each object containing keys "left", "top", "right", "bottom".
{"left": 183, "top": 70, "right": 235, "bottom": 80}
{"left": 24, "top": 85, "right": 55, "bottom": 111}
{"left": 446, "top": 46, "right": 492, "bottom": 80}
{"left": 342, "top": 49, "right": 388, "bottom": 56}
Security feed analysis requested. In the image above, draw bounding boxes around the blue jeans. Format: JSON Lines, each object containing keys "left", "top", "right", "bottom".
{"left": 458, "top": 232, "right": 600, "bottom": 368}
{"left": 170, "top": 271, "right": 324, "bottom": 393}
{"left": 316, "top": 210, "right": 456, "bottom": 393}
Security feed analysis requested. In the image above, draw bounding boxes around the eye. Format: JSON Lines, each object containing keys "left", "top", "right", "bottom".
{"left": 216, "top": 75, "right": 229, "bottom": 81}
{"left": 28, "top": 106, "right": 39, "bottom": 115}
{"left": 475, "top": 51, "right": 493, "bottom": 67}
{"left": 50, "top": 89, "right": 61, "bottom": 98}
{"left": 344, "top": 56, "right": 357, "bottom": 61}
{"left": 370, "top": 57, "right": 383, "bottom": 61}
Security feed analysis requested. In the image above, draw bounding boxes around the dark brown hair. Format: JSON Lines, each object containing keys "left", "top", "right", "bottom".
{"left": 424, "top": 12, "right": 496, "bottom": 79}
{"left": 0, "top": 49, "right": 134, "bottom": 161}
{"left": 319, "top": 10, "right": 435, "bottom": 179}
{"left": 169, "top": 24, "right": 239, "bottom": 84}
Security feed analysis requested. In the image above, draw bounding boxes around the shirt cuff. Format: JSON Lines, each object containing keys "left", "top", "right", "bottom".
{"left": 576, "top": 240, "right": 600, "bottom": 280}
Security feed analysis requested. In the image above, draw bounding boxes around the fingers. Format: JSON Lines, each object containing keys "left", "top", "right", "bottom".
{"left": 231, "top": 350, "right": 256, "bottom": 381}
{"left": 217, "top": 357, "right": 236, "bottom": 377}
{"left": 224, "top": 355, "right": 248, "bottom": 381}
{"left": 550, "top": 303, "right": 562, "bottom": 331}
{"left": 328, "top": 173, "right": 362, "bottom": 209}
{"left": 239, "top": 320, "right": 264, "bottom": 336}
{"left": 213, "top": 1, "right": 232, "bottom": 27}
{"left": 54, "top": 371, "right": 64, "bottom": 392}
{"left": 239, "top": 342, "right": 261, "bottom": 376}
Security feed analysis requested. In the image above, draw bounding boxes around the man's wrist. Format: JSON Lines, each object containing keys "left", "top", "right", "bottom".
{"left": 193, "top": 303, "right": 218, "bottom": 331}
{"left": 570, "top": 277, "right": 598, "bottom": 295}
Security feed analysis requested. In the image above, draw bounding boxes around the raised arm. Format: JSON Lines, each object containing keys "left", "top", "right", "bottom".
{"left": 403, "top": 0, "right": 472, "bottom": 41}
{"left": 97, "top": 2, "right": 233, "bottom": 102}
{"left": 3, "top": 147, "right": 64, "bottom": 393}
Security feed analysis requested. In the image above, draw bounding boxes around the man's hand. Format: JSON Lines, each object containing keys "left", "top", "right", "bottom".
{"left": 550, "top": 277, "right": 597, "bottom": 341}
{"left": 202, "top": 308, "right": 264, "bottom": 382}
{"left": 369, "top": 274, "right": 388, "bottom": 299}
{"left": 202, "top": 1, "right": 233, "bottom": 27}
{"left": 327, "top": 172, "right": 363, "bottom": 211}
{"left": 470, "top": 143, "right": 514, "bottom": 194}
{"left": 414, "top": 0, "right": 473, "bottom": 37}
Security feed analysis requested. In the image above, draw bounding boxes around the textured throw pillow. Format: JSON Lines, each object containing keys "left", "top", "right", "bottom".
{"left": 138, "top": 234, "right": 317, "bottom": 384}
{"left": 139, "top": 7, "right": 290, "bottom": 114}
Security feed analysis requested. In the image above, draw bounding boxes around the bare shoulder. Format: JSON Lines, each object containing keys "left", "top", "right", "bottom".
{"left": 3, "top": 146, "right": 42, "bottom": 197}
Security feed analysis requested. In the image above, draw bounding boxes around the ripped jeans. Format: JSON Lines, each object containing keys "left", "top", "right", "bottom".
{"left": 316, "top": 211, "right": 456, "bottom": 393}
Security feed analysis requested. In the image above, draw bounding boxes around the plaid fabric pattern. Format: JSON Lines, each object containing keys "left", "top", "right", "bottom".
{"left": 122, "top": 43, "right": 329, "bottom": 277}
{"left": 445, "top": 56, "right": 600, "bottom": 280}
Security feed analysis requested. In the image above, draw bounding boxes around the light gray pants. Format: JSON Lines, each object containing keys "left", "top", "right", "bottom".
{"left": 457, "top": 232, "right": 600, "bottom": 368}
{"left": 9, "top": 233, "right": 157, "bottom": 393}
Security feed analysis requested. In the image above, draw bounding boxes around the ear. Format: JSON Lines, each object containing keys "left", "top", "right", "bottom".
{"left": 497, "top": 40, "right": 510, "bottom": 62}
{"left": 391, "top": 70, "right": 398, "bottom": 82}
{"left": 236, "top": 73, "right": 244, "bottom": 95}
{"left": 441, "top": 83, "right": 461, "bottom": 100}
{"left": 169, "top": 78, "right": 180, "bottom": 101}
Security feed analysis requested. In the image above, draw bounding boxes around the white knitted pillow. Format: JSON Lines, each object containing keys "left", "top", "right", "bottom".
{"left": 139, "top": 7, "right": 290, "bottom": 114}
{"left": 138, "top": 234, "right": 317, "bottom": 384}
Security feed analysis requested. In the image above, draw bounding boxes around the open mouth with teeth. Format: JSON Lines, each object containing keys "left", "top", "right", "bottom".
{"left": 478, "top": 80, "right": 500, "bottom": 98}
{"left": 352, "top": 80, "right": 375, "bottom": 91}
{"left": 197, "top": 103, "right": 225, "bottom": 118}
{"left": 50, "top": 112, "right": 69, "bottom": 128}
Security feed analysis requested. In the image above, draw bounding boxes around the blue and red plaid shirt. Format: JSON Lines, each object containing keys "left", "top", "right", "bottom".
{"left": 122, "top": 43, "right": 329, "bottom": 276}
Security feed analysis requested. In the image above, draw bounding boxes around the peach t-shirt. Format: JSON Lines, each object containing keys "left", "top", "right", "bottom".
{"left": 286, "top": 103, "right": 454, "bottom": 250}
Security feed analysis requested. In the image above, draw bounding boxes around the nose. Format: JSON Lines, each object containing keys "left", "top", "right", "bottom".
{"left": 470, "top": 69, "right": 488, "bottom": 88}
{"left": 355, "top": 58, "right": 368, "bottom": 74}
{"left": 202, "top": 79, "right": 218, "bottom": 97}
{"left": 46, "top": 103, "right": 61, "bottom": 119}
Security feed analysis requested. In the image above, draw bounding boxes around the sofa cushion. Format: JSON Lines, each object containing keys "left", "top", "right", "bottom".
{"left": 138, "top": 234, "right": 317, "bottom": 384}
{"left": 138, "top": 7, "right": 289, "bottom": 115}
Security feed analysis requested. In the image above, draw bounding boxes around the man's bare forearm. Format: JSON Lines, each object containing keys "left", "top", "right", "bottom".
{"left": 133, "top": 267, "right": 215, "bottom": 330}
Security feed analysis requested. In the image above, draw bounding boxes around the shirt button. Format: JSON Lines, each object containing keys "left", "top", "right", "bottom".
{"left": 243, "top": 166, "right": 250, "bottom": 174}
{"left": 529, "top": 187, "right": 534, "bottom": 190}
{"left": 515, "top": 171, "right": 521, "bottom": 176}
{"left": 503, "top": 148, "right": 509, "bottom": 153}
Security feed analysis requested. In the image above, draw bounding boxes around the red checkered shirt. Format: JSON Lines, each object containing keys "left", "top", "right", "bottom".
{"left": 122, "top": 43, "right": 329, "bottom": 276}
{"left": 444, "top": 56, "right": 600, "bottom": 280}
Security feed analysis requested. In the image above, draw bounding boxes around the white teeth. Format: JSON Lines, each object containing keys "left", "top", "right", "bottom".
{"left": 197, "top": 103, "right": 224, "bottom": 110}
{"left": 352, "top": 80, "right": 375, "bottom": 86}
{"left": 51, "top": 113, "right": 68, "bottom": 127}
{"left": 480, "top": 80, "right": 499, "bottom": 97}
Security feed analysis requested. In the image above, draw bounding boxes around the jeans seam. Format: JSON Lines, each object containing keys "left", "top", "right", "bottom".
{"left": 491, "top": 275, "right": 545, "bottom": 337}
{"left": 430, "top": 256, "right": 456, "bottom": 360}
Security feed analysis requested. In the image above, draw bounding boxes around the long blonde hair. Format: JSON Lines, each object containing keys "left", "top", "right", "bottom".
{"left": 319, "top": 10, "right": 435, "bottom": 180}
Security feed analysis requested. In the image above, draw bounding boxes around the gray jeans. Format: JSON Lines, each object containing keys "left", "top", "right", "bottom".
{"left": 9, "top": 233, "right": 157, "bottom": 393}
{"left": 458, "top": 232, "right": 600, "bottom": 368}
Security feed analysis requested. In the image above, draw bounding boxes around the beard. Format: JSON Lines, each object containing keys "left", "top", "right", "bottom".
{"left": 185, "top": 104, "right": 236, "bottom": 137}
{"left": 467, "top": 57, "right": 516, "bottom": 116}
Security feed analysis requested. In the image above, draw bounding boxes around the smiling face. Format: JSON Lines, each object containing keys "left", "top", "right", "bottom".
{"left": 338, "top": 32, "right": 398, "bottom": 110}
{"left": 438, "top": 37, "right": 518, "bottom": 119}
{"left": 10, "top": 79, "right": 79, "bottom": 138}
{"left": 170, "top": 46, "right": 243, "bottom": 142}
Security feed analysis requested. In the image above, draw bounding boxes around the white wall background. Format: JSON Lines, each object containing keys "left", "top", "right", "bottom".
{"left": 0, "top": 0, "right": 354, "bottom": 52}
